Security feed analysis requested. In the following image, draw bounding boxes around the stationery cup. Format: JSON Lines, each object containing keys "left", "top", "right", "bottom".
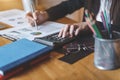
{"left": 94, "top": 32, "right": 120, "bottom": 70}
{"left": 22, "top": 0, "right": 36, "bottom": 13}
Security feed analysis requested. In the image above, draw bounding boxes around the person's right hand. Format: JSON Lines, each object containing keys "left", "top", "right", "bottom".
{"left": 26, "top": 10, "right": 49, "bottom": 26}
{"left": 58, "top": 22, "right": 88, "bottom": 38}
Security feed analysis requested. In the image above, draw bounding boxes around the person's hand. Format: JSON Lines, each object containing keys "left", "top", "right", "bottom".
{"left": 26, "top": 10, "right": 49, "bottom": 26}
{"left": 58, "top": 22, "right": 88, "bottom": 38}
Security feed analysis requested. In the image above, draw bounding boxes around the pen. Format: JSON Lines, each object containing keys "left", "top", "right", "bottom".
{"left": 91, "top": 22, "right": 103, "bottom": 38}
{"left": 101, "top": 11, "right": 107, "bottom": 30}
{"left": 85, "top": 10, "right": 102, "bottom": 38}
{"left": 85, "top": 17, "right": 96, "bottom": 35}
{"left": 30, "top": 4, "right": 38, "bottom": 30}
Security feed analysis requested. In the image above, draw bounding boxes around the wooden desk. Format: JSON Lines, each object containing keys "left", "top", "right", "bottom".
{"left": 0, "top": 17, "right": 120, "bottom": 80}
{"left": 0, "top": 0, "right": 23, "bottom": 11}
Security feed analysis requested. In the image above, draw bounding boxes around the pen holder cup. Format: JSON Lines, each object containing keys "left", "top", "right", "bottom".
{"left": 94, "top": 32, "right": 120, "bottom": 70}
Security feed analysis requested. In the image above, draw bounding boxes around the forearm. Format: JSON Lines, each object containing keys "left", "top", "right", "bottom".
{"left": 46, "top": 0, "right": 85, "bottom": 21}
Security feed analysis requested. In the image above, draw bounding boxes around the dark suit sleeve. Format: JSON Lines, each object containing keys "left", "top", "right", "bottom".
{"left": 46, "top": 0, "right": 85, "bottom": 20}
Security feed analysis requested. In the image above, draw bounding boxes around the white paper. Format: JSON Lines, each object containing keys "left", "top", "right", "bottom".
{"left": 0, "top": 15, "right": 30, "bottom": 27}
{"left": 0, "top": 21, "right": 65, "bottom": 40}
{"left": 0, "top": 9, "right": 29, "bottom": 27}
{"left": 0, "top": 9, "right": 25, "bottom": 19}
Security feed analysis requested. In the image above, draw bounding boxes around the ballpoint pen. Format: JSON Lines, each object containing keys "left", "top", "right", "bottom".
{"left": 30, "top": 3, "right": 38, "bottom": 30}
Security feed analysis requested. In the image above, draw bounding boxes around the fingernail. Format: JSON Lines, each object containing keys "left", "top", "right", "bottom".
{"left": 62, "top": 35, "right": 65, "bottom": 38}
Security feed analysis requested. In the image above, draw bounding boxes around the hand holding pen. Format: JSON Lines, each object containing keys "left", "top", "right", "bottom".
{"left": 26, "top": 10, "right": 49, "bottom": 28}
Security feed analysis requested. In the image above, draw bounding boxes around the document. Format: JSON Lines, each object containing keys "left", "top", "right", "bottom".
{"left": 0, "top": 9, "right": 29, "bottom": 27}
{"left": 0, "top": 9, "right": 24, "bottom": 19}
{"left": 0, "top": 21, "right": 65, "bottom": 40}
{"left": 0, "top": 9, "right": 65, "bottom": 40}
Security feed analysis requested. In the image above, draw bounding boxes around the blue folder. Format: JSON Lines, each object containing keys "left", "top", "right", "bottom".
{"left": 0, "top": 39, "right": 53, "bottom": 76}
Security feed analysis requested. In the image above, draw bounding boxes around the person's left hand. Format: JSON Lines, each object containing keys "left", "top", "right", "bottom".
{"left": 58, "top": 22, "right": 88, "bottom": 38}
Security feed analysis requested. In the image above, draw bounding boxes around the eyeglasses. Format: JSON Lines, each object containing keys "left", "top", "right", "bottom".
{"left": 63, "top": 42, "right": 91, "bottom": 55}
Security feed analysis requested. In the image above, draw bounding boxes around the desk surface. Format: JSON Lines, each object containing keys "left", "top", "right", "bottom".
{"left": 0, "top": 17, "right": 120, "bottom": 80}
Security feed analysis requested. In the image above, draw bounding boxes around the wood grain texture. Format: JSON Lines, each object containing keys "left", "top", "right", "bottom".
{"left": 0, "top": 0, "right": 23, "bottom": 11}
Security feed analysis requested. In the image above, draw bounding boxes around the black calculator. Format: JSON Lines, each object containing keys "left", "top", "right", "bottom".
{"left": 33, "top": 32, "right": 76, "bottom": 48}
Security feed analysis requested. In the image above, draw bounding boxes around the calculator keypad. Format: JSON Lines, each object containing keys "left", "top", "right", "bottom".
{"left": 34, "top": 33, "right": 75, "bottom": 47}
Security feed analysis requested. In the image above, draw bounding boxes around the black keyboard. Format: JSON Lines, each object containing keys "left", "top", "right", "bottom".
{"left": 33, "top": 33, "right": 76, "bottom": 48}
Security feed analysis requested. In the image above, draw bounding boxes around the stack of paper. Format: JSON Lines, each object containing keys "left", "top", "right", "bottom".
{"left": 0, "top": 9, "right": 28, "bottom": 27}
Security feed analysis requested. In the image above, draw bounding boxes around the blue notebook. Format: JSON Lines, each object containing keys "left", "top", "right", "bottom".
{"left": 0, "top": 39, "right": 53, "bottom": 77}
